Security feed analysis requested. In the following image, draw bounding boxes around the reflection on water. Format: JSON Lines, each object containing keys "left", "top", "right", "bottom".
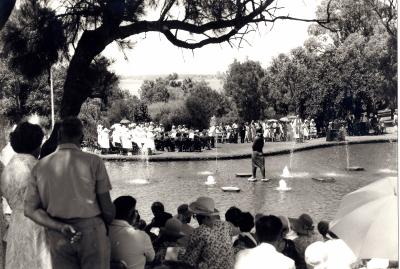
{"left": 106, "top": 143, "right": 397, "bottom": 223}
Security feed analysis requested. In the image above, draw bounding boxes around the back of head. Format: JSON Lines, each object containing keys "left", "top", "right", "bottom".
{"left": 238, "top": 212, "right": 254, "bottom": 233}
{"left": 114, "top": 196, "right": 137, "bottom": 220}
{"left": 317, "top": 221, "right": 330, "bottom": 237}
{"left": 256, "top": 215, "right": 283, "bottom": 243}
{"left": 177, "top": 204, "right": 189, "bottom": 215}
{"left": 225, "top": 206, "right": 242, "bottom": 227}
{"left": 10, "top": 121, "right": 44, "bottom": 154}
{"left": 151, "top": 201, "right": 165, "bottom": 214}
{"left": 59, "top": 117, "right": 83, "bottom": 143}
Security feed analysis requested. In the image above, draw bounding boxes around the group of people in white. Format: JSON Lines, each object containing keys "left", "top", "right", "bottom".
{"left": 97, "top": 122, "right": 159, "bottom": 154}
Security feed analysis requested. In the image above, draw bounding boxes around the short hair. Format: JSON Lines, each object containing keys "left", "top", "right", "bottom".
{"left": 177, "top": 204, "right": 189, "bottom": 215}
{"left": 317, "top": 221, "right": 330, "bottom": 237}
{"left": 256, "top": 215, "right": 283, "bottom": 243}
{"left": 10, "top": 122, "right": 44, "bottom": 154}
{"left": 151, "top": 201, "right": 165, "bottom": 212}
{"left": 114, "top": 196, "right": 137, "bottom": 220}
{"left": 239, "top": 212, "right": 254, "bottom": 232}
{"left": 225, "top": 206, "right": 242, "bottom": 227}
{"left": 59, "top": 117, "right": 83, "bottom": 139}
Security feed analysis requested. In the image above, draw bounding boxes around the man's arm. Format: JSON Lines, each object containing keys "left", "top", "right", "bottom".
{"left": 24, "top": 174, "right": 80, "bottom": 242}
{"left": 95, "top": 158, "right": 116, "bottom": 225}
{"left": 97, "top": 191, "right": 115, "bottom": 225}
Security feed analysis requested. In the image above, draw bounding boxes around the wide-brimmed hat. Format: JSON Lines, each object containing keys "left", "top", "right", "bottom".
{"left": 189, "top": 197, "right": 219, "bottom": 216}
{"left": 289, "top": 214, "right": 314, "bottom": 235}
{"left": 160, "top": 218, "right": 185, "bottom": 238}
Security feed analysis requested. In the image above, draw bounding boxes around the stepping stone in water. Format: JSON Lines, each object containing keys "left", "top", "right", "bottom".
{"left": 312, "top": 177, "right": 335, "bottom": 183}
{"left": 236, "top": 173, "right": 253, "bottom": 177}
{"left": 346, "top": 166, "right": 365, "bottom": 171}
{"left": 221, "top": 186, "right": 241, "bottom": 192}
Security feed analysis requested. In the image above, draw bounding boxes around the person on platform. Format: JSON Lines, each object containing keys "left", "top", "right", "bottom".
{"left": 25, "top": 117, "right": 115, "bottom": 269}
{"left": 248, "top": 128, "right": 267, "bottom": 182}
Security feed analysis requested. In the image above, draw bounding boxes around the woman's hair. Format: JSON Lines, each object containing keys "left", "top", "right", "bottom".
{"left": 225, "top": 206, "right": 242, "bottom": 227}
{"left": 10, "top": 122, "right": 44, "bottom": 154}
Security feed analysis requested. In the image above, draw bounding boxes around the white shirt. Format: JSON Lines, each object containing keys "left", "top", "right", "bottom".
{"left": 235, "top": 243, "right": 295, "bottom": 269}
{"left": 109, "top": 220, "right": 155, "bottom": 269}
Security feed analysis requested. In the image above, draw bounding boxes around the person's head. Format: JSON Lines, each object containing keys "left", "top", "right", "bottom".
{"left": 317, "top": 221, "right": 330, "bottom": 238}
{"left": 58, "top": 117, "right": 84, "bottom": 145}
{"left": 10, "top": 121, "right": 44, "bottom": 158}
{"left": 238, "top": 212, "right": 254, "bottom": 233}
{"left": 256, "top": 215, "right": 283, "bottom": 243}
{"left": 177, "top": 204, "right": 192, "bottom": 224}
{"left": 151, "top": 201, "right": 165, "bottom": 217}
{"left": 225, "top": 206, "right": 242, "bottom": 227}
{"left": 189, "top": 196, "right": 219, "bottom": 225}
{"left": 114, "top": 196, "right": 137, "bottom": 224}
{"left": 256, "top": 127, "right": 262, "bottom": 135}
{"left": 291, "top": 214, "right": 314, "bottom": 236}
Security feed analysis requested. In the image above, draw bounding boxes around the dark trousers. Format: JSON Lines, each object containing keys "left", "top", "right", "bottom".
{"left": 48, "top": 216, "right": 110, "bottom": 269}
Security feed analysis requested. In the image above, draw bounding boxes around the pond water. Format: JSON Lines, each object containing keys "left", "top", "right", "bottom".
{"left": 106, "top": 142, "right": 397, "bottom": 223}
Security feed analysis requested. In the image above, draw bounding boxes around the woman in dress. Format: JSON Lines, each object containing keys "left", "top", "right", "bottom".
{"left": 0, "top": 121, "right": 51, "bottom": 269}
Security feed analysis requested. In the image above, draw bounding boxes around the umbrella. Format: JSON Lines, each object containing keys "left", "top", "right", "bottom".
{"left": 267, "top": 119, "right": 278, "bottom": 122}
{"left": 279, "top": 117, "right": 289, "bottom": 122}
{"left": 287, "top": 115, "right": 297, "bottom": 120}
{"left": 120, "top": 119, "right": 130, "bottom": 124}
{"left": 330, "top": 177, "right": 398, "bottom": 260}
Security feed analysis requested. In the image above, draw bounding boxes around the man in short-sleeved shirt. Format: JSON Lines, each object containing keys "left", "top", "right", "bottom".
{"left": 25, "top": 117, "right": 115, "bottom": 269}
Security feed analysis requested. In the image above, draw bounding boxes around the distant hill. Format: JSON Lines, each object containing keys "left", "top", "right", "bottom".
{"left": 119, "top": 74, "right": 224, "bottom": 96}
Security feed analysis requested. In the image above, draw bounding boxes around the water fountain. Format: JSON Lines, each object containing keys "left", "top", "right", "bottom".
{"left": 344, "top": 140, "right": 364, "bottom": 171}
{"left": 281, "top": 165, "right": 293, "bottom": 178}
{"left": 205, "top": 175, "right": 216, "bottom": 185}
{"left": 130, "top": 145, "right": 151, "bottom": 185}
{"left": 276, "top": 179, "right": 291, "bottom": 191}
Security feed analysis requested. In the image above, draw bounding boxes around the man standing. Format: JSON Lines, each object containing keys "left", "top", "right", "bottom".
{"left": 25, "top": 117, "right": 115, "bottom": 269}
{"left": 248, "top": 128, "right": 268, "bottom": 182}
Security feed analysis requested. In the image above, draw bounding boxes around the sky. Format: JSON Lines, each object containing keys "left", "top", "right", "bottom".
{"left": 102, "top": 0, "right": 322, "bottom": 77}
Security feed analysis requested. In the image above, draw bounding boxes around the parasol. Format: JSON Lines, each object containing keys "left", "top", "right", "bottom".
{"left": 330, "top": 177, "right": 398, "bottom": 260}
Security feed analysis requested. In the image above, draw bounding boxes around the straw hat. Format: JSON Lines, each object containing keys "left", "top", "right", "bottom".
{"left": 289, "top": 214, "right": 314, "bottom": 235}
{"left": 188, "top": 197, "right": 219, "bottom": 216}
{"left": 160, "top": 218, "right": 185, "bottom": 238}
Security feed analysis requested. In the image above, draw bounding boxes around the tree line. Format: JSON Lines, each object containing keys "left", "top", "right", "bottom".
{"left": 0, "top": 0, "right": 396, "bottom": 145}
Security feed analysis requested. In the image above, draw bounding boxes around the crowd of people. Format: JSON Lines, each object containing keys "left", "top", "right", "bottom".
{"left": 0, "top": 117, "right": 395, "bottom": 269}
{"left": 96, "top": 116, "right": 318, "bottom": 155}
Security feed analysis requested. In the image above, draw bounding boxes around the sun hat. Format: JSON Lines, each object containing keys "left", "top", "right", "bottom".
{"left": 289, "top": 213, "right": 314, "bottom": 235}
{"left": 188, "top": 197, "right": 219, "bottom": 216}
{"left": 160, "top": 218, "right": 185, "bottom": 238}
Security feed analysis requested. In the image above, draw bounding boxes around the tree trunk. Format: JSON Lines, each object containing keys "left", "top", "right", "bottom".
{"left": 60, "top": 27, "right": 115, "bottom": 118}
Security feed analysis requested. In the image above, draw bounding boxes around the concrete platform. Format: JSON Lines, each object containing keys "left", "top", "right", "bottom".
{"left": 100, "top": 133, "right": 397, "bottom": 162}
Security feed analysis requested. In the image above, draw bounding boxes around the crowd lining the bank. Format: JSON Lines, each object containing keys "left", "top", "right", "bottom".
{"left": 96, "top": 113, "right": 391, "bottom": 155}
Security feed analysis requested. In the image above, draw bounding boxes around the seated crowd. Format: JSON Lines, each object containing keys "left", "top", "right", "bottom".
{"left": 0, "top": 118, "right": 395, "bottom": 269}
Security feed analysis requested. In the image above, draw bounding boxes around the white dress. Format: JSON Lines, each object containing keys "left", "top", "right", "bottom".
{"left": 0, "top": 154, "right": 52, "bottom": 269}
